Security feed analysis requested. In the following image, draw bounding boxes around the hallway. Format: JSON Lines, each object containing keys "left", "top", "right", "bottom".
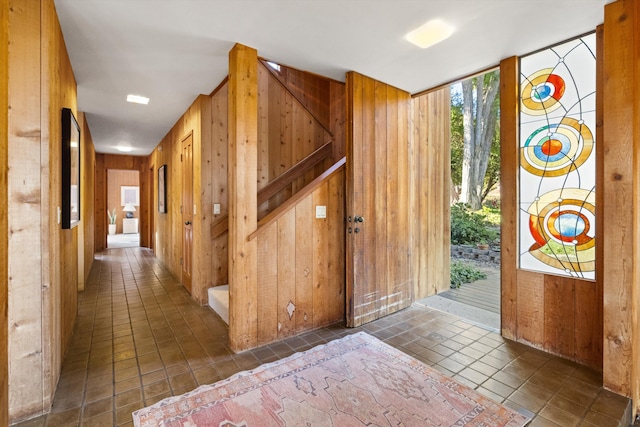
{"left": 15, "top": 248, "right": 629, "bottom": 426}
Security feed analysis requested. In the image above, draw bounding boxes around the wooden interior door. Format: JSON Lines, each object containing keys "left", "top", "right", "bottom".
{"left": 181, "top": 133, "right": 193, "bottom": 294}
{"left": 345, "top": 72, "right": 412, "bottom": 327}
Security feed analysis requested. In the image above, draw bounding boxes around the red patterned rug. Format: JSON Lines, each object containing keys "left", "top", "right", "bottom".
{"left": 133, "top": 332, "right": 530, "bottom": 426}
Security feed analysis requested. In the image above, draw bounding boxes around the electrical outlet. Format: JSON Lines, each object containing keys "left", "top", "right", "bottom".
{"left": 316, "top": 205, "right": 327, "bottom": 219}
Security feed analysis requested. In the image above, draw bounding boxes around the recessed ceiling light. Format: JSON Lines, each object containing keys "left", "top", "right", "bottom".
{"left": 117, "top": 146, "right": 133, "bottom": 152}
{"left": 406, "top": 19, "right": 455, "bottom": 49}
{"left": 126, "top": 94, "right": 150, "bottom": 105}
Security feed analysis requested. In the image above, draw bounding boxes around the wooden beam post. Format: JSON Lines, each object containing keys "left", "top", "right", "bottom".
{"left": 499, "top": 56, "right": 519, "bottom": 341}
{"left": 228, "top": 43, "right": 258, "bottom": 351}
{"left": 602, "top": 0, "right": 640, "bottom": 412}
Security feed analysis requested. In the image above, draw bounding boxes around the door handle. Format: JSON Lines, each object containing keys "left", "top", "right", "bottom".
{"left": 185, "top": 221, "right": 192, "bottom": 225}
{"left": 354, "top": 216, "right": 364, "bottom": 223}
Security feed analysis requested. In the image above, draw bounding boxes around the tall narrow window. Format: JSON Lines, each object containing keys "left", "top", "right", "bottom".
{"left": 519, "top": 34, "right": 596, "bottom": 279}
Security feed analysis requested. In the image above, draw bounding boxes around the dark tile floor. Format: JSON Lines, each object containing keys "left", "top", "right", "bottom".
{"left": 12, "top": 247, "right": 630, "bottom": 427}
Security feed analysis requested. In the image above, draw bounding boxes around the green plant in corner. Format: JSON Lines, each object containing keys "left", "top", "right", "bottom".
{"left": 107, "top": 208, "right": 117, "bottom": 225}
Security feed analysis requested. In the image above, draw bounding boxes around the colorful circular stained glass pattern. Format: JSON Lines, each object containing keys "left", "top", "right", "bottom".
{"left": 520, "top": 117, "right": 594, "bottom": 177}
{"left": 526, "top": 188, "right": 595, "bottom": 273}
{"left": 521, "top": 68, "right": 566, "bottom": 116}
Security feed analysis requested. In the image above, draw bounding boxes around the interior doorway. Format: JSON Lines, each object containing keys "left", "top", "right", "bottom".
{"left": 106, "top": 168, "right": 141, "bottom": 249}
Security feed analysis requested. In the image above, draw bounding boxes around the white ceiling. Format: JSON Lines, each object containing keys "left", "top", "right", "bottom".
{"left": 54, "top": 0, "right": 611, "bottom": 156}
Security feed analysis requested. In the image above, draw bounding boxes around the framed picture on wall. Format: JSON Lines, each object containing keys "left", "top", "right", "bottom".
{"left": 158, "top": 164, "right": 167, "bottom": 213}
{"left": 61, "top": 108, "right": 80, "bottom": 229}
{"left": 121, "top": 185, "right": 140, "bottom": 206}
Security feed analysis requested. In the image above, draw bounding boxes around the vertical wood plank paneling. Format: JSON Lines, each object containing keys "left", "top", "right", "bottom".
{"left": 312, "top": 182, "right": 330, "bottom": 327}
{"left": 259, "top": 65, "right": 334, "bottom": 217}
{"left": 500, "top": 56, "right": 519, "bottom": 340}
{"left": 210, "top": 83, "right": 229, "bottom": 287}
{"left": 360, "top": 74, "right": 377, "bottom": 325}
{"left": 0, "top": 0, "right": 8, "bottom": 422}
{"left": 6, "top": 1, "right": 82, "bottom": 420}
{"left": 575, "top": 279, "right": 599, "bottom": 367}
{"left": 267, "top": 68, "right": 282, "bottom": 210}
{"left": 282, "top": 88, "right": 293, "bottom": 196}
{"left": 277, "top": 210, "right": 296, "bottom": 338}
{"left": 253, "top": 165, "right": 345, "bottom": 345}
{"left": 138, "top": 158, "right": 150, "bottom": 249}
{"left": 94, "top": 154, "right": 106, "bottom": 251}
{"left": 346, "top": 72, "right": 412, "bottom": 327}
{"left": 634, "top": 3, "right": 640, "bottom": 411}
{"left": 374, "top": 81, "right": 388, "bottom": 316}
{"left": 410, "top": 88, "right": 450, "bottom": 299}
{"left": 412, "top": 95, "right": 427, "bottom": 295}
{"left": 262, "top": 60, "right": 331, "bottom": 130}
{"left": 257, "top": 222, "right": 278, "bottom": 345}
{"left": 45, "top": 1, "right": 80, "bottom": 398}
{"left": 602, "top": 0, "right": 637, "bottom": 398}
{"left": 594, "top": 24, "right": 605, "bottom": 371}
{"left": 194, "top": 95, "right": 212, "bottom": 304}
{"left": 294, "top": 197, "right": 313, "bottom": 333}
{"left": 433, "top": 90, "right": 450, "bottom": 293}
{"left": 516, "top": 270, "right": 544, "bottom": 346}
{"left": 8, "top": 1, "right": 44, "bottom": 419}
{"left": 257, "top": 64, "right": 269, "bottom": 193}
{"left": 396, "top": 87, "right": 411, "bottom": 304}
{"left": 291, "top": 93, "right": 304, "bottom": 193}
{"left": 327, "top": 170, "right": 345, "bottom": 323}
{"left": 228, "top": 43, "right": 258, "bottom": 351}
{"left": 544, "top": 276, "right": 575, "bottom": 357}
{"left": 330, "top": 81, "right": 346, "bottom": 162}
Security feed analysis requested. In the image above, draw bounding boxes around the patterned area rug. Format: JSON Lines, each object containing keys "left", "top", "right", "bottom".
{"left": 133, "top": 332, "right": 530, "bottom": 427}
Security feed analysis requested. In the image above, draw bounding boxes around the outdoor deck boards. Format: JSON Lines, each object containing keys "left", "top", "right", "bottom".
{"left": 438, "top": 267, "right": 500, "bottom": 314}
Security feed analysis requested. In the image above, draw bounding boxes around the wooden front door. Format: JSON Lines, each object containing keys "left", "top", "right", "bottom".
{"left": 181, "top": 133, "right": 193, "bottom": 294}
{"left": 345, "top": 72, "right": 413, "bottom": 327}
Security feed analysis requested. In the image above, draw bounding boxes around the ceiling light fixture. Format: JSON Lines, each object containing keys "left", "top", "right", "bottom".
{"left": 126, "top": 94, "right": 150, "bottom": 105}
{"left": 117, "top": 146, "right": 133, "bottom": 152}
{"left": 406, "top": 19, "right": 455, "bottom": 49}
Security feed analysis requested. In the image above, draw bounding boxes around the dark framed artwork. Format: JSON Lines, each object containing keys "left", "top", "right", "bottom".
{"left": 61, "top": 108, "right": 80, "bottom": 229}
{"left": 158, "top": 164, "right": 167, "bottom": 213}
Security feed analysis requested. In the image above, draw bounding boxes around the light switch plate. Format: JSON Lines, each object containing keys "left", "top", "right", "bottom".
{"left": 316, "top": 205, "right": 327, "bottom": 219}
{"left": 214, "top": 203, "right": 221, "bottom": 215}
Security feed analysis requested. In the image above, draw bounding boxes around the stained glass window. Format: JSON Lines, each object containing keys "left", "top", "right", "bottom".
{"left": 518, "top": 34, "right": 596, "bottom": 280}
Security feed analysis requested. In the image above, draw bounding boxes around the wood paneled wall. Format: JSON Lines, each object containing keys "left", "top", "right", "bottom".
{"left": 602, "top": 0, "right": 640, "bottom": 407}
{"left": 106, "top": 170, "right": 140, "bottom": 234}
{"left": 0, "top": 0, "right": 8, "bottom": 423}
{"left": 257, "top": 62, "right": 335, "bottom": 216}
{"left": 7, "top": 0, "right": 82, "bottom": 420}
{"left": 95, "top": 154, "right": 148, "bottom": 252}
{"left": 259, "top": 60, "right": 347, "bottom": 162}
{"left": 411, "top": 88, "right": 451, "bottom": 299}
{"left": 146, "top": 51, "right": 345, "bottom": 313}
{"left": 8, "top": 3, "right": 47, "bottom": 418}
{"left": 500, "top": 55, "right": 602, "bottom": 368}
{"left": 255, "top": 165, "right": 345, "bottom": 345}
{"left": 223, "top": 46, "right": 347, "bottom": 351}
{"left": 202, "top": 82, "right": 229, "bottom": 292}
